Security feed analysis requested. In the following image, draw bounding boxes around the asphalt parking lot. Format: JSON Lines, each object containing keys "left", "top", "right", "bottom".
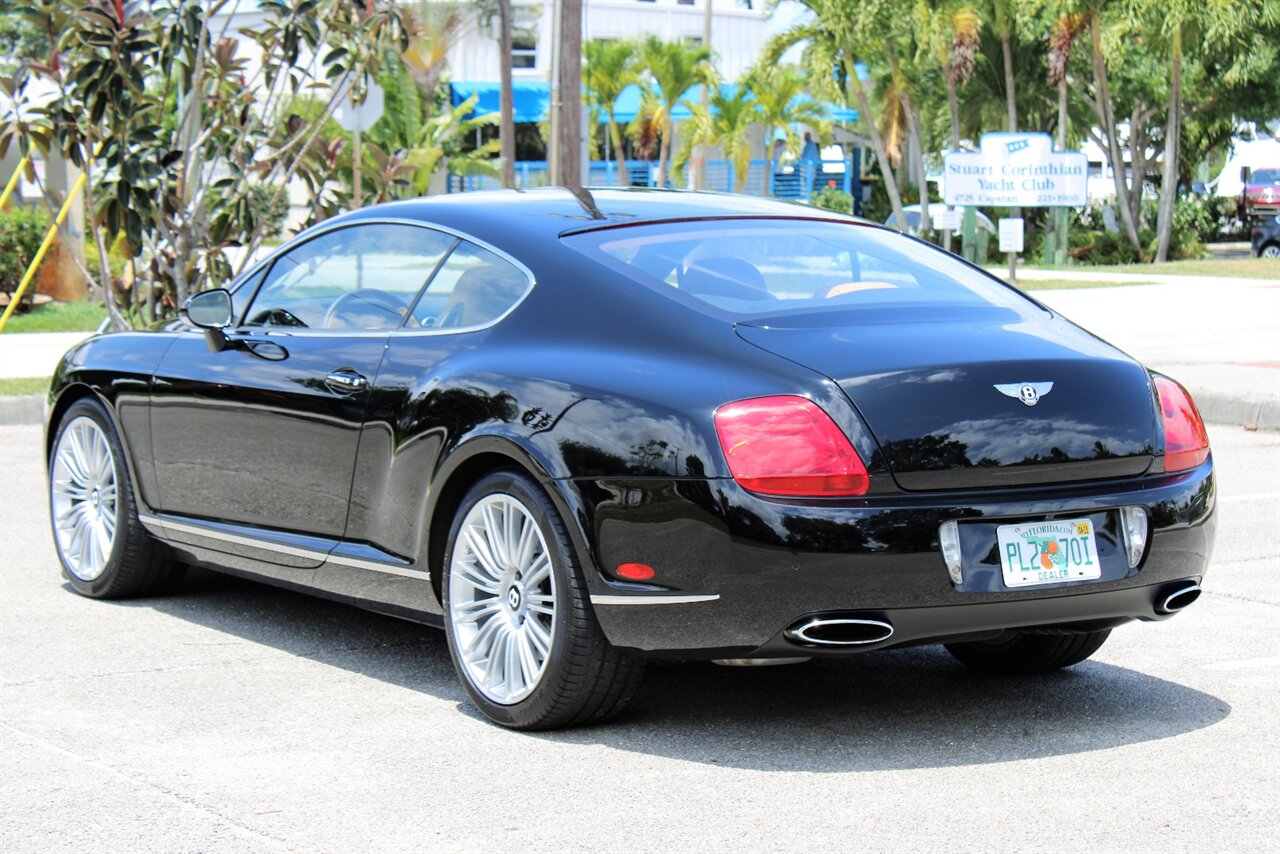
{"left": 1, "top": 422, "right": 1277, "bottom": 852}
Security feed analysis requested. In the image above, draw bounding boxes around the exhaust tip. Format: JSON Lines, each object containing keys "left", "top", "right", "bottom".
{"left": 785, "top": 616, "right": 894, "bottom": 647}
{"left": 1157, "top": 583, "right": 1202, "bottom": 615}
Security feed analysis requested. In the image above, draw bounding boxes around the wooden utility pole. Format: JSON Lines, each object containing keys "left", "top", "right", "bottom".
{"left": 692, "top": 0, "right": 713, "bottom": 189}
{"left": 499, "top": 0, "right": 515, "bottom": 187}
{"left": 557, "top": 0, "right": 584, "bottom": 190}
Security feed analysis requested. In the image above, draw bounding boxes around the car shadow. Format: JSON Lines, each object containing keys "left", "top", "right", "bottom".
{"left": 115, "top": 570, "right": 1231, "bottom": 773}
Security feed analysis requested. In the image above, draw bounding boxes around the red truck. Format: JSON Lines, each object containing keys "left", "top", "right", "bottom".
{"left": 1240, "top": 167, "right": 1280, "bottom": 222}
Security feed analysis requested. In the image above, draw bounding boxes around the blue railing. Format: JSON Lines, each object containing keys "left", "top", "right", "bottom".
{"left": 447, "top": 157, "right": 861, "bottom": 207}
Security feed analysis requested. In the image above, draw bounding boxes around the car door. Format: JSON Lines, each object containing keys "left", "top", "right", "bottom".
{"left": 149, "top": 222, "right": 456, "bottom": 558}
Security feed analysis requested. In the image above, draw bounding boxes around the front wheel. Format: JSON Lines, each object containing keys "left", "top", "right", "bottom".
{"left": 1261, "top": 244, "right": 1280, "bottom": 259}
{"left": 944, "top": 629, "right": 1110, "bottom": 674}
{"left": 49, "top": 398, "right": 182, "bottom": 598}
{"left": 442, "top": 470, "right": 643, "bottom": 730}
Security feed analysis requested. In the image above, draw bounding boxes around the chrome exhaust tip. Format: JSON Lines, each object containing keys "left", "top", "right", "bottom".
{"left": 785, "top": 616, "right": 894, "bottom": 647}
{"left": 1157, "top": 583, "right": 1202, "bottom": 615}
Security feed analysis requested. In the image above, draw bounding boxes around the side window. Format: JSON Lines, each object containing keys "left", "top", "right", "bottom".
{"left": 409, "top": 241, "right": 530, "bottom": 330}
{"left": 230, "top": 264, "right": 269, "bottom": 324}
{"left": 243, "top": 224, "right": 454, "bottom": 330}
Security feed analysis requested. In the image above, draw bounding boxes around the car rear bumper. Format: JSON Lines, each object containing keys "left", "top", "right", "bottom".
{"left": 570, "top": 458, "right": 1215, "bottom": 659}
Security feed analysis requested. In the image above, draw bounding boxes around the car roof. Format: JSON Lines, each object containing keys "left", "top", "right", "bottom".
{"left": 330, "top": 187, "right": 870, "bottom": 242}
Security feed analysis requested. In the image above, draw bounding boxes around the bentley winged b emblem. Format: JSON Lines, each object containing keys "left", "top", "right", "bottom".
{"left": 995, "top": 381, "right": 1054, "bottom": 407}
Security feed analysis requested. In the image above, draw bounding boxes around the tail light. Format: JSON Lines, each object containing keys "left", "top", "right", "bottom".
{"left": 1153, "top": 376, "right": 1209, "bottom": 472}
{"left": 713, "top": 395, "right": 869, "bottom": 497}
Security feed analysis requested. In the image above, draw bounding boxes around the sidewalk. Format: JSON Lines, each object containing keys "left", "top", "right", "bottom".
{"left": 1, "top": 275, "right": 1277, "bottom": 428}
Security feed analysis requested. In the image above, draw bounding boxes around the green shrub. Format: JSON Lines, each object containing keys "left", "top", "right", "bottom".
{"left": 0, "top": 206, "right": 49, "bottom": 297}
{"left": 810, "top": 185, "right": 855, "bottom": 215}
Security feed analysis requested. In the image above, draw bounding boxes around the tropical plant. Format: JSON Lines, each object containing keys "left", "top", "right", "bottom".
{"left": 766, "top": 0, "right": 907, "bottom": 229}
{"left": 637, "top": 35, "right": 713, "bottom": 187}
{"left": 1, "top": 0, "right": 408, "bottom": 328}
{"left": 584, "top": 38, "right": 641, "bottom": 187}
{"left": 747, "top": 64, "right": 829, "bottom": 167}
{"left": 676, "top": 80, "right": 760, "bottom": 191}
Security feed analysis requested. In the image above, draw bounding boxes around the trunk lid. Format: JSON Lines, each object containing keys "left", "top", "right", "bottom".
{"left": 736, "top": 306, "right": 1157, "bottom": 490}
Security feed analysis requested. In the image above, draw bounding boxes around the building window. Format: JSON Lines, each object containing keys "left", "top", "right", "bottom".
{"left": 512, "top": 32, "right": 536, "bottom": 69}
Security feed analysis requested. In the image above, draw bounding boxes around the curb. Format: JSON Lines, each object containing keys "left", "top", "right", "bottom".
{"left": 1191, "top": 391, "right": 1280, "bottom": 433}
{"left": 1, "top": 394, "right": 44, "bottom": 427}
{"left": 2, "top": 390, "right": 1275, "bottom": 430}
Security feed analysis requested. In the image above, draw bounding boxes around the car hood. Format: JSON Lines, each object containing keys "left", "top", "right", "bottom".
{"left": 736, "top": 307, "right": 1158, "bottom": 490}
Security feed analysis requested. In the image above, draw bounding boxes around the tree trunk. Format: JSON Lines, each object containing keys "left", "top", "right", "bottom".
{"left": 657, "top": 108, "right": 671, "bottom": 188}
{"left": 904, "top": 92, "right": 930, "bottom": 237}
{"left": 848, "top": 60, "right": 905, "bottom": 229}
{"left": 610, "top": 116, "right": 629, "bottom": 187}
{"left": 1089, "top": 13, "right": 1142, "bottom": 250}
{"left": 943, "top": 61, "right": 961, "bottom": 250}
{"left": 1155, "top": 27, "right": 1181, "bottom": 262}
{"left": 1057, "top": 77, "right": 1068, "bottom": 149}
{"left": 557, "top": 0, "right": 583, "bottom": 190}
{"left": 1127, "top": 106, "right": 1148, "bottom": 232}
{"left": 1001, "top": 35, "right": 1017, "bottom": 133}
{"left": 498, "top": 0, "right": 515, "bottom": 188}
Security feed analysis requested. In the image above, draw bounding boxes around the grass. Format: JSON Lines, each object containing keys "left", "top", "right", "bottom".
{"left": 2, "top": 300, "right": 107, "bottom": 333}
{"left": 1028, "top": 257, "right": 1278, "bottom": 279}
{"left": 1014, "top": 278, "right": 1157, "bottom": 291}
{"left": 0, "top": 376, "right": 50, "bottom": 396}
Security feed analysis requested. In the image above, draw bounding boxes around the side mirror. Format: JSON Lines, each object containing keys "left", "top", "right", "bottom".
{"left": 181, "top": 289, "right": 235, "bottom": 352}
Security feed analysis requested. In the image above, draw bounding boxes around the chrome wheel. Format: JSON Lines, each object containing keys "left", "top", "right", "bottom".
{"left": 447, "top": 494, "right": 556, "bottom": 705}
{"left": 50, "top": 415, "right": 119, "bottom": 581}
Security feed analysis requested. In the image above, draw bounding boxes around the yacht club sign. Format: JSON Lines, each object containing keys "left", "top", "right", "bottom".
{"left": 944, "top": 132, "right": 1087, "bottom": 207}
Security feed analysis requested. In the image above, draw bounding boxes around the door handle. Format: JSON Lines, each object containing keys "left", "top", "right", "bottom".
{"left": 324, "top": 370, "right": 368, "bottom": 395}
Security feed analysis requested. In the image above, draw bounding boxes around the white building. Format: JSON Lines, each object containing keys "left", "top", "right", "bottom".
{"left": 447, "top": 0, "right": 771, "bottom": 84}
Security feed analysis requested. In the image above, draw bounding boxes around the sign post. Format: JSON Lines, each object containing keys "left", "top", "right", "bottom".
{"left": 999, "top": 217, "right": 1025, "bottom": 283}
{"left": 333, "top": 78, "right": 385, "bottom": 208}
{"left": 944, "top": 133, "right": 1087, "bottom": 276}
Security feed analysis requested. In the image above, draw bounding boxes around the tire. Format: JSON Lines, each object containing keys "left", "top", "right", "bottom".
{"left": 48, "top": 398, "right": 182, "bottom": 599}
{"left": 1261, "top": 244, "right": 1280, "bottom": 259}
{"left": 944, "top": 629, "right": 1110, "bottom": 675}
{"left": 441, "top": 470, "right": 644, "bottom": 730}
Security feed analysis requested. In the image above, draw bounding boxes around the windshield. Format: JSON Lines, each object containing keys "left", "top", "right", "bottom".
{"left": 1251, "top": 168, "right": 1280, "bottom": 184}
{"left": 564, "top": 218, "right": 1037, "bottom": 321}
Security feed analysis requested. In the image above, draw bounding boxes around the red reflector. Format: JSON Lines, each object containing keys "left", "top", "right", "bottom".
{"left": 616, "top": 562, "right": 656, "bottom": 581}
{"left": 713, "top": 395, "right": 869, "bottom": 497}
{"left": 1154, "top": 376, "right": 1210, "bottom": 472}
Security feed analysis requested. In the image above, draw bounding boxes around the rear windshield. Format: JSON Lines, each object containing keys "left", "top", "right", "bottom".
{"left": 563, "top": 218, "right": 1038, "bottom": 321}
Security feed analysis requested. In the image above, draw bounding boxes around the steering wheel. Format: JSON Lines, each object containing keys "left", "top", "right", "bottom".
{"left": 323, "top": 289, "right": 406, "bottom": 329}
{"left": 819, "top": 281, "right": 900, "bottom": 299}
{"left": 247, "top": 307, "right": 308, "bottom": 328}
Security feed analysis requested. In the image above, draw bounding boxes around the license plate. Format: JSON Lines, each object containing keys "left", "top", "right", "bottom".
{"left": 996, "top": 519, "right": 1101, "bottom": 588}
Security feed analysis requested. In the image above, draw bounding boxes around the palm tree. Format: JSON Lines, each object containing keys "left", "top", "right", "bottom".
{"left": 990, "top": 0, "right": 1019, "bottom": 132}
{"left": 748, "top": 64, "right": 828, "bottom": 172}
{"left": 399, "top": 2, "right": 468, "bottom": 118}
{"left": 638, "top": 35, "right": 713, "bottom": 187}
{"left": 765, "top": 0, "right": 907, "bottom": 228}
{"left": 677, "top": 80, "right": 760, "bottom": 191}
{"left": 584, "top": 38, "right": 641, "bottom": 187}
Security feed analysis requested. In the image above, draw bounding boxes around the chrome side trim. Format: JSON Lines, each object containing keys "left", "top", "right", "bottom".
{"left": 326, "top": 552, "right": 430, "bottom": 578}
{"left": 590, "top": 593, "right": 720, "bottom": 606}
{"left": 139, "top": 513, "right": 429, "bottom": 577}
{"left": 151, "top": 516, "right": 328, "bottom": 561}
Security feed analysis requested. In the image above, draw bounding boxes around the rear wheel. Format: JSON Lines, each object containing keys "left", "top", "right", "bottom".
{"left": 1261, "top": 243, "right": 1280, "bottom": 259}
{"left": 442, "top": 470, "right": 643, "bottom": 730}
{"left": 944, "top": 629, "right": 1110, "bottom": 674}
{"left": 49, "top": 398, "right": 182, "bottom": 598}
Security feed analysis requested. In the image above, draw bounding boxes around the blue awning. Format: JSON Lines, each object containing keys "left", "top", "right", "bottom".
{"left": 449, "top": 80, "right": 857, "bottom": 125}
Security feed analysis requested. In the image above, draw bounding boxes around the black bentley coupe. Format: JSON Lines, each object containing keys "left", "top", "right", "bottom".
{"left": 45, "top": 189, "right": 1215, "bottom": 729}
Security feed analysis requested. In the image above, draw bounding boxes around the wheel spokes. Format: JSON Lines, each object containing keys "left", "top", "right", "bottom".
{"left": 449, "top": 493, "right": 557, "bottom": 705}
